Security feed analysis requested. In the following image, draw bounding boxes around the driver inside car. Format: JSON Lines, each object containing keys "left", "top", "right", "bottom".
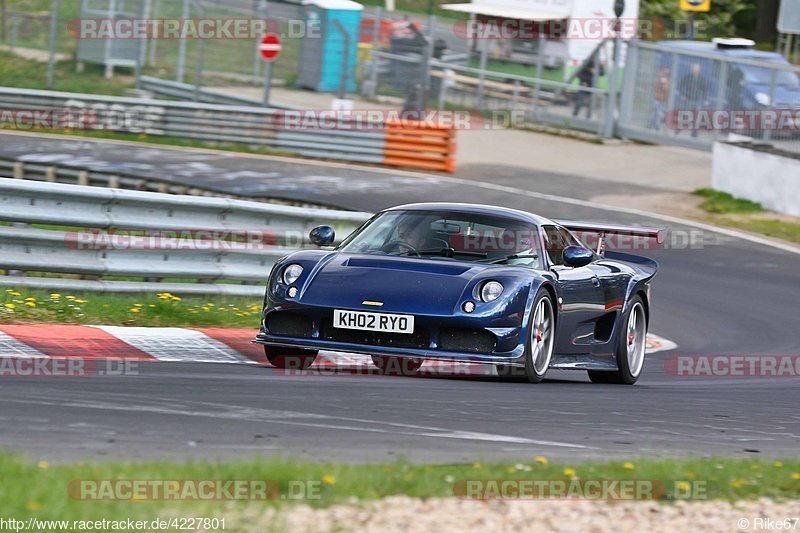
{"left": 384, "top": 217, "right": 444, "bottom": 254}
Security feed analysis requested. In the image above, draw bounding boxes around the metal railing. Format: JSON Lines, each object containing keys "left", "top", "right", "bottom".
{"left": 0, "top": 177, "right": 370, "bottom": 295}
{"left": 0, "top": 87, "right": 456, "bottom": 171}
{"left": 618, "top": 41, "right": 800, "bottom": 154}
{"left": 363, "top": 49, "right": 610, "bottom": 136}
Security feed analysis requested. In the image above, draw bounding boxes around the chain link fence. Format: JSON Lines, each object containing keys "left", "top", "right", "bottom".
{"left": 619, "top": 41, "right": 800, "bottom": 154}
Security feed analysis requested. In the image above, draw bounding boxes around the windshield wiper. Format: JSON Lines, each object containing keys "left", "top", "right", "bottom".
{"left": 479, "top": 254, "right": 539, "bottom": 264}
{"left": 415, "top": 248, "right": 488, "bottom": 258}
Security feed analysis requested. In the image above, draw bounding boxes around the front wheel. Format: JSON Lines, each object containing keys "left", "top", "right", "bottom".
{"left": 588, "top": 296, "right": 647, "bottom": 385}
{"left": 522, "top": 289, "right": 556, "bottom": 383}
{"left": 264, "top": 345, "right": 318, "bottom": 370}
{"left": 371, "top": 355, "right": 423, "bottom": 376}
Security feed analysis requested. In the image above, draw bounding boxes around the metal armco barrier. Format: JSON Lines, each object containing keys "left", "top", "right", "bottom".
{"left": 0, "top": 178, "right": 370, "bottom": 295}
{"left": 0, "top": 87, "right": 458, "bottom": 172}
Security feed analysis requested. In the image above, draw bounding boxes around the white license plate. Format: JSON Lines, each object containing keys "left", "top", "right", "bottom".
{"left": 333, "top": 309, "right": 415, "bottom": 334}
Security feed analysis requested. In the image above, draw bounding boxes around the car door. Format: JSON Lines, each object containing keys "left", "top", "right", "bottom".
{"left": 542, "top": 225, "right": 606, "bottom": 354}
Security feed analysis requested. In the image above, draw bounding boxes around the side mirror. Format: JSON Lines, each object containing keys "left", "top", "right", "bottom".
{"left": 562, "top": 246, "right": 594, "bottom": 268}
{"left": 309, "top": 225, "right": 335, "bottom": 247}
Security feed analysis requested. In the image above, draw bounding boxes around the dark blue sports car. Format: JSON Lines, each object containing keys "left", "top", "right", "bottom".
{"left": 254, "top": 203, "right": 665, "bottom": 384}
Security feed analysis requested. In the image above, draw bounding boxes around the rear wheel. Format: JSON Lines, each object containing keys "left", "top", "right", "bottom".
{"left": 264, "top": 345, "right": 318, "bottom": 370}
{"left": 371, "top": 355, "right": 423, "bottom": 376}
{"left": 588, "top": 296, "right": 647, "bottom": 385}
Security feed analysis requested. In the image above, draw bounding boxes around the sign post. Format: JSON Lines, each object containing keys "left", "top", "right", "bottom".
{"left": 259, "top": 32, "right": 282, "bottom": 106}
{"left": 680, "top": 0, "right": 711, "bottom": 40}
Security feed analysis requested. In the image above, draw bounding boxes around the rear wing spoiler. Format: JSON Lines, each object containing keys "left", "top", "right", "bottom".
{"left": 556, "top": 221, "right": 669, "bottom": 255}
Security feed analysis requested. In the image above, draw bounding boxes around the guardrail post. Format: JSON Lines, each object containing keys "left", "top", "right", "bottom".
{"left": 45, "top": 166, "right": 57, "bottom": 182}
{"left": 108, "top": 175, "right": 120, "bottom": 188}
{"left": 77, "top": 170, "right": 89, "bottom": 186}
{"left": 12, "top": 162, "right": 23, "bottom": 180}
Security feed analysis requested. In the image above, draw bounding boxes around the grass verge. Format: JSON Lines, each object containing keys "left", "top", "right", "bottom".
{"left": 0, "top": 51, "right": 133, "bottom": 95}
{"left": 693, "top": 189, "right": 800, "bottom": 245}
{"left": 1, "top": 454, "right": 798, "bottom": 525}
{"left": 694, "top": 188, "right": 765, "bottom": 214}
{"left": 0, "top": 288, "right": 262, "bottom": 328}
{"left": 26, "top": 128, "right": 290, "bottom": 157}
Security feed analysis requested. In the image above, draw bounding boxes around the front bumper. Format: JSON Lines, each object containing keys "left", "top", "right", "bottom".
{"left": 254, "top": 304, "right": 528, "bottom": 365}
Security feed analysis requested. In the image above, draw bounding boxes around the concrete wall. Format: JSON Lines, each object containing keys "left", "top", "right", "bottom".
{"left": 711, "top": 142, "right": 800, "bottom": 217}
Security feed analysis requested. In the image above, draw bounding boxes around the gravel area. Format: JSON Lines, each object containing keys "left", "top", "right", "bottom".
{"left": 231, "top": 497, "right": 799, "bottom": 532}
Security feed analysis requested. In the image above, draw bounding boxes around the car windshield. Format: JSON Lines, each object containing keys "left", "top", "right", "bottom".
{"left": 339, "top": 210, "right": 542, "bottom": 267}
{"left": 740, "top": 63, "right": 800, "bottom": 88}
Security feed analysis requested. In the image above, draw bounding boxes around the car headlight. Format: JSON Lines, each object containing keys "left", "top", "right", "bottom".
{"left": 480, "top": 281, "right": 504, "bottom": 302}
{"left": 755, "top": 92, "right": 771, "bottom": 106}
{"left": 282, "top": 264, "right": 303, "bottom": 285}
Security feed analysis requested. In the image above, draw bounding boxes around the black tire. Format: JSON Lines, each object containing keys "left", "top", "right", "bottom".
{"left": 522, "top": 288, "right": 556, "bottom": 384}
{"left": 371, "top": 355, "right": 423, "bottom": 376}
{"left": 587, "top": 295, "right": 647, "bottom": 385}
{"left": 264, "top": 345, "right": 318, "bottom": 370}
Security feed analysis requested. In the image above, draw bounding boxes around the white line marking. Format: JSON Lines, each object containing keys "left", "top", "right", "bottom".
{"left": 0, "top": 329, "right": 48, "bottom": 358}
{"left": 1, "top": 393, "right": 590, "bottom": 449}
{"left": 90, "top": 326, "right": 255, "bottom": 364}
{"left": 7, "top": 130, "right": 796, "bottom": 255}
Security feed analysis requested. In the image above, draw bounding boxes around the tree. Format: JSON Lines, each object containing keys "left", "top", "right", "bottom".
{"left": 640, "top": 0, "right": 756, "bottom": 41}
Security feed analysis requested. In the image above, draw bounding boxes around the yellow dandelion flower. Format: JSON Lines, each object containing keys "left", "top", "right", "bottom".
{"left": 730, "top": 479, "right": 746, "bottom": 488}
{"left": 322, "top": 475, "right": 336, "bottom": 485}
{"left": 148, "top": 304, "right": 156, "bottom": 308}
{"left": 791, "top": 473, "right": 800, "bottom": 480}
{"left": 774, "top": 461, "right": 784, "bottom": 468}
{"left": 25, "top": 302, "right": 36, "bottom": 308}
{"left": 563, "top": 468, "right": 576, "bottom": 477}
{"left": 202, "top": 307, "right": 210, "bottom": 311}
{"left": 134, "top": 303, "right": 143, "bottom": 307}
{"left": 75, "top": 299, "right": 87, "bottom": 304}
{"left": 623, "top": 462, "right": 635, "bottom": 470}
{"left": 26, "top": 501, "right": 41, "bottom": 512}
{"left": 4, "top": 303, "right": 15, "bottom": 309}
{"left": 50, "top": 293, "right": 61, "bottom": 299}
{"left": 473, "top": 462, "right": 482, "bottom": 469}
{"left": 505, "top": 466, "right": 516, "bottom": 473}
{"left": 535, "top": 456, "right": 548, "bottom": 465}
{"left": 66, "top": 295, "right": 76, "bottom": 300}
{"left": 171, "top": 296, "right": 182, "bottom": 302}
{"left": 676, "top": 481, "right": 691, "bottom": 492}
{"left": 9, "top": 291, "right": 20, "bottom": 297}
{"left": 4, "top": 289, "right": 13, "bottom": 294}
{"left": 25, "top": 297, "right": 36, "bottom": 302}
{"left": 751, "top": 464, "right": 761, "bottom": 470}
{"left": 37, "top": 460, "right": 49, "bottom": 469}
{"left": 129, "top": 308, "right": 140, "bottom": 313}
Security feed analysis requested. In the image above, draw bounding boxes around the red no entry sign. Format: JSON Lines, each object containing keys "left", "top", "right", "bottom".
{"left": 259, "top": 33, "right": 282, "bottom": 61}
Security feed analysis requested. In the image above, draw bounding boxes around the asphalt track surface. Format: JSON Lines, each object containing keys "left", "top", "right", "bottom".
{"left": 1, "top": 132, "right": 798, "bottom": 463}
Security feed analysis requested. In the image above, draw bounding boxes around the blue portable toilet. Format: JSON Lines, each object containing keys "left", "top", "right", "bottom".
{"left": 297, "top": 0, "right": 363, "bottom": 94}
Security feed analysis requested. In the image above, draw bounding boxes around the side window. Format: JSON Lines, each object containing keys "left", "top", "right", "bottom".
{"left": 543, "top": 225, "right": 583, "bottom": 267}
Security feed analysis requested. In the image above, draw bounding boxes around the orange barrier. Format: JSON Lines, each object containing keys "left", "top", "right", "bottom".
{"left": 382, "top": 119, "right": 456, "bottom": 173}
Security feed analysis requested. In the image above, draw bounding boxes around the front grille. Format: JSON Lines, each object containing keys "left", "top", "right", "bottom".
{"left": 439, "top": 328, "right": 496, "bottom": 354}
{"left": 320, "top": 319, "right": 430, "bottom": 349}
{"left": 266, "top": 312, "right": 314, "bottom": 338}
